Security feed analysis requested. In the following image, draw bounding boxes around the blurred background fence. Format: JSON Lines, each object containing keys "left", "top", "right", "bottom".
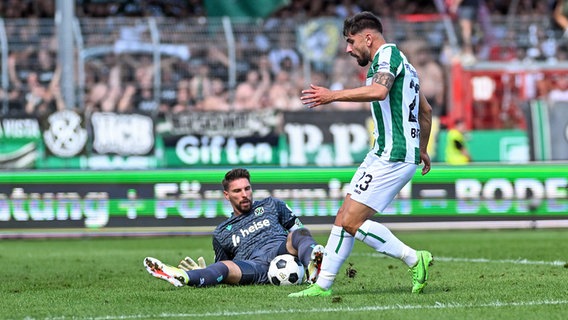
{"left": 1, "top": 9, "right": 565, "bottom": 115}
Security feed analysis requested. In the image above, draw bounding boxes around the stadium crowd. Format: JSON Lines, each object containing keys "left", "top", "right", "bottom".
{"left": 1, "top": 0, "right": 566, "bottom": 130}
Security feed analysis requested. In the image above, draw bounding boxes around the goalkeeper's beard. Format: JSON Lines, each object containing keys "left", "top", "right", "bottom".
{"left": 235, "top": 199, "right": 252, "bottom": 213}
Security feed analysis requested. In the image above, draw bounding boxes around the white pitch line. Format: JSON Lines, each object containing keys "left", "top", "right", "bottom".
{"left": 351, "top": 252, "right": 567, "bottom": 266}
{"left": 36, "top": 299, "right": 568, "bottom": 320}
{"left": 434, "top": 256, "right": 567, "bottom": 266}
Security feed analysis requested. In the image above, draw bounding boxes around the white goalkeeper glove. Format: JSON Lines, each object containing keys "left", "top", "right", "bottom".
{"left": 178, "top": 256, "right": 207, "bottom": 271}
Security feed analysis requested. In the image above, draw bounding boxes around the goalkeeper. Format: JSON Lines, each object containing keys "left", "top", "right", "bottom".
{"left": 144, "top": 168, "right": 324, "bottom": 287}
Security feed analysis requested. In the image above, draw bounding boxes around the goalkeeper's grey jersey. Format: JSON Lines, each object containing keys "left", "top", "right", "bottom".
{"left": 212, "top": 197, "right": 301, "bottom": 262}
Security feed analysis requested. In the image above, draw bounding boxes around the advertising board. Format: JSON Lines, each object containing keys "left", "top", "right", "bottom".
{"left": 0, "top": 165, "right": 565, "bottom": 230}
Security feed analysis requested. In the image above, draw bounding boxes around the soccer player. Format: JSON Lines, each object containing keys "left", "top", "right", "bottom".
{"left": 289, "top": 11, "right": 434, "bottom": 297}
{"left": 144, "top": 168, "right": 324, "bottom": 287}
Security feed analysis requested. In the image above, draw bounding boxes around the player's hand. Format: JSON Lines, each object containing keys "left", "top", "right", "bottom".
{"left": 178, "top": 256, "right": 207, "bottom": 271}
{"left": 420, "top": 150, "right": 431, "bottom": 175}
{"left": 300, "top": 84, "right": 332, "bottom": 108}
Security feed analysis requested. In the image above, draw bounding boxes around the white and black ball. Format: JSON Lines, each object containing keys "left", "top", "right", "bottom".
{"left": 267, "top": 254, "right": 305, "bottom": 286}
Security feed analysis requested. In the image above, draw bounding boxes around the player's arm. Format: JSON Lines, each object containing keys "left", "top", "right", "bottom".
{"left": 274, "top": 198, "right": 304, "bottom": 232}
{"left": 418, "top": 92, "right": 432, "bottom": 175}
{"left": 300, "top": 72, "right": 393, "bottom": 108}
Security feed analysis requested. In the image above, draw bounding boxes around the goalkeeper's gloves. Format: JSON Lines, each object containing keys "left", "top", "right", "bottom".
{"left": 178, "top": 256, "right": 207, "bottom": 271}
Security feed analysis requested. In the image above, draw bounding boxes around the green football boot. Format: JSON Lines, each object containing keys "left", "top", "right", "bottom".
{"left": 288, "top": 284, "right": 332, "bottom": 297}
{"left": 409, "top": 250, "right": 433, "bottom": 293}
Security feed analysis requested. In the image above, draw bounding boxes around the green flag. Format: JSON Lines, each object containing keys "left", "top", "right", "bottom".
{"left": 205, "top": 0, "right": 290, "bottom": 18}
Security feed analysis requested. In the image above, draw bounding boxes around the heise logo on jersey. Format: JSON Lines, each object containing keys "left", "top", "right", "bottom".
{"left": 231, "top": 219, "right": 271, "bottom": 247}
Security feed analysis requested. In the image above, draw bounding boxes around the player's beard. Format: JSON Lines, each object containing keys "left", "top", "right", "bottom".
{"left": 351, "top": 51, "right": 370, "bottom": 67}
{"left": 235, "top": 198, "right": 252, "bottom": 213}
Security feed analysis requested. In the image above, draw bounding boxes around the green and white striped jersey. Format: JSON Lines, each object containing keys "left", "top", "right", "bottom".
{"left": 366, "top": 43, "right": 421, "bottom": 164}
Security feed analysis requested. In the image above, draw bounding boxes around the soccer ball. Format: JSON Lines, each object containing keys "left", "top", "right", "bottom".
{"left": 267, "top": 254, "right": 305, "bottom": 286}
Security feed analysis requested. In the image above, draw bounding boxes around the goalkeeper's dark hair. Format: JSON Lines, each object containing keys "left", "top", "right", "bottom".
{"left": 343, "top": 11, "right": 383, "bottom": 37}
{"left": 222, "top": 168, "right": 251, "bottom": 191}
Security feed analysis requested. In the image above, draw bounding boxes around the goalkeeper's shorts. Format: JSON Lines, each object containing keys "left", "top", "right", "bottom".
{"left": 234, "top": 240, "right": 288, "bottom": 284}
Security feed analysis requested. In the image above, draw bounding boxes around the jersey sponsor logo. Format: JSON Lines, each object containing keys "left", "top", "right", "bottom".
{"left": 231, "top": 219, "right": 271, "bottom": 247}
{"left": 239, "top": 219, "right": 270, "bottom": 237}
{"left": 231, "top": 234, "right": 241, "bottom": 247}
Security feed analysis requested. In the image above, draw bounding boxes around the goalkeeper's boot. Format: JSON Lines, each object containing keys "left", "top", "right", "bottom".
{"left": 409, "top": 250, "right": 433, "bottom": 294}
{"left": 144, "top": 257, "right": 189, "bottom": 287}
{"left": 306, "top": 244, "right": 325, "bottom": 284}
{"left": 288, "top": 283, "right": 331, "bottom": 297}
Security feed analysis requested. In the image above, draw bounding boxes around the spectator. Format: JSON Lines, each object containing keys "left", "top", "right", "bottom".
{"left": 116, "top": 84, "right": 137, "bottom": 113}
{"left": 0, "top": 86, "right": 24, "bottom": 115}
{"left": 85, "top": 82, "right": 121, "bottom": 114}
{"left": 206, "top": 45, "right": 232, "bottom": 83}
{"left": 200, "top": 78, "right": 230, "bottom": 111}
{"left": 23, "top": 66, "right": 62, "bottom": 116}
{"left": 189, "top": 64, "right": 213, "bottom": 105}
{"left": 268, "top": 70, "right": 303, "bottom": 111}
{"left": 7, "top": 51, "right": 25, "bottom": 92}
{"left": 525, "top": 23, "right": 556, "bottom": 62}
{"left": 132, "top": 85, "right": 158, "bottom": 113}
{"left": 23, "top": 72, "right": 45, "bottom": 115}
{"left": 402, "top": 40, "right": 446, "bottom": 117}
{"left": 83, "top": 54, "right": 124, "bottom": 114}
{"left": 170, "top": 79, "right": 193, "bottom": 113}
{"left": 268, "top": 32, "right": 301, "bottom": 76}
{"left": 449, "top": 0, "right": 481, "bottom": 65}
{"left": 547, "top": 73, "right": 568, "bottom": 104}
{"left": 33, "top": 0, "right": 56, "bottom": 18}
{"left": 35, "top": 49, "right": 56, "bottom": 86}
{"left": 487, "top": 30, "right": 519, "bottom": 62}
{"left": 158, "top": 56, "right": 190, "bottom": 114}
{"left": 445, "top": 118, "right": 471, "bottom": 165}
{"left": 3, "top": 0, "right": 29, "bottom": 18}
{"left": 334, "top": 0, "right": 362, "bottom": 19}
{"left": 233, "top": 68, "right": 271, "bottom": 111}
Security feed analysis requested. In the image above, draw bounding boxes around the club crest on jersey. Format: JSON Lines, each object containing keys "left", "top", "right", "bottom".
{"left": 254, "top": 207, "right": 264, "bottom": 216}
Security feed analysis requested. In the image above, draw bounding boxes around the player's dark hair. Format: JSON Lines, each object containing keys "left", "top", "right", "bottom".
{"left": 343, "top": 11, "right": 383, "bottom": 37}
{"left": 222, "top": 168, "right": 250, "bottom": 191}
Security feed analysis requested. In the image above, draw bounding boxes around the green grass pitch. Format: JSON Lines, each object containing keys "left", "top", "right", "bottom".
{"left": 2, "top": 229, "right": 567, "bottom": 320}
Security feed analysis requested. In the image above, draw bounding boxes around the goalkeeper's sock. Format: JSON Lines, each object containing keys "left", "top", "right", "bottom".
{"left": 291, "top": 228, "right": 318, "bottom": 267}
{"left": 187, "top": 262, "right": 229, "bottom": 287}
{"left": 316, "top": 225, "right": 355, "bottom": 290}
{"left": 354, "top": 220, "right": 417, "bottom": 267}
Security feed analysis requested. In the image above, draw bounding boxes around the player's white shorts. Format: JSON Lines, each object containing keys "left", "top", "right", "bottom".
{"left": 347, "top": 153, "right": 417, "bottom": 213}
